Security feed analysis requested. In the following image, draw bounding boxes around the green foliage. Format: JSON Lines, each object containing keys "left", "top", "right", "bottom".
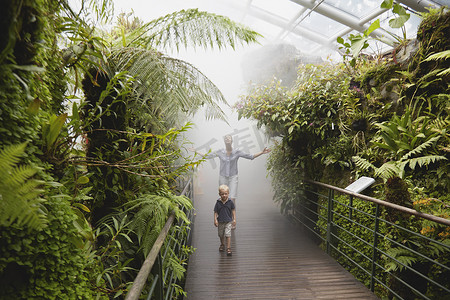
{"left": 353, "top": 107, "right": 447, "bottom": 181}
{"left": 337, "top": 0, "right": 411, "bottom": 66}
{"left": 125, "top": 191, "right": 193, "bottom": 255}
{"left": 0, "top": 143, "right": 47, "bottom": 230}
{"left": 103, "top": 47, "right": 229, "bottom": 131}
{"left": 236, "top": 7, "right": 449, "bottom": 299}
{"left": 266, "top": 141, "right": 304, "bottom": 214}
{"left": 135, "top": 8, "right": 262, "bottom": 52}
{"left": 316, "top": 195, "right": 388, "bottom": 284}
{"left": 0, "top": 194, "right": 103, "bottom": 299}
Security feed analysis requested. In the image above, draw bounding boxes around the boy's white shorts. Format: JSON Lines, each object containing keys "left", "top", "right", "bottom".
{"left": 218, "top": 222, "right": 232, "bottom": 238}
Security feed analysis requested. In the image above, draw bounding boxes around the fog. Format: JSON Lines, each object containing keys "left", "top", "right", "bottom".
{"left": 180, "top": 48, "right": 275, "bottom": 203}
{"left": 112, "top": 0, "right": 296, "bottom": 201}
{"left": 108, "top": 0, "right": 293, "bottom": 201}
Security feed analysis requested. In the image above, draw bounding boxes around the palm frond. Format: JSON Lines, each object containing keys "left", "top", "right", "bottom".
{"left": 141, "top": 9, "right": 262, "bottom": 52}
{"left": 0, "top": 143, "right": 47, "bottom": 230}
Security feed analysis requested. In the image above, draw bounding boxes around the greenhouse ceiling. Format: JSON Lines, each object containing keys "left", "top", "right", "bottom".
{"left": 111, "top": 0, "right": 448, "bottom": 59}
{"left": 206, "top": 0, "right": 447, "bottom": 57}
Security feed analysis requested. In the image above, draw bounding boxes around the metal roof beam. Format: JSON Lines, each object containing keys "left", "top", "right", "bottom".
{"left": 247, "top": 4, "right": 331, "bottom": 45}
{"left": 396, "top": 0, "right": 442, "bottom": 13}
{"left": 289, "top": 0, "right": 396, "bottom": 44}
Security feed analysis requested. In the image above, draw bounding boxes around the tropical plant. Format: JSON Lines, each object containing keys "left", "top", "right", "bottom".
{"left": 76, "top": 9, "right": 262, "bottom": 133}
{"left": 352, "top": 108, "right": 447, "bottom": 180}
{"left": 337, "top": 0, "right": 411, "bottom": 67}
{"left": 0, "top": 143, "right": 46, "bottom": 230}
{"left": 125, "top": 191, "right": 193, "bottom": 255}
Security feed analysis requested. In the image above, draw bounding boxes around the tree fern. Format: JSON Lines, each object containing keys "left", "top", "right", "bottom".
{"left": 0, "top": 143, "right": 47, "bottom": 230}
{"left": 141, "top": 9, "right": 262, "bottom": 52}
{"left": 104, "top": 47, "right": 229, "bottom": 132}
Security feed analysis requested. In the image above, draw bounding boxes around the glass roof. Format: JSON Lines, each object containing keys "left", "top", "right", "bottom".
{"left": 110, "top": 0, "right": 446, "bottom": 60}
{"left": 128, "top": 0, "right": 443, "bottom": 59}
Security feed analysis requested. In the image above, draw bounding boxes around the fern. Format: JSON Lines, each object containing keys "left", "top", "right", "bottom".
{"left": 384, "top": 247, "right": 418, "bottom": 272}
{"left": 125, "top": 192, "right": 192, "bottom": 255}
{"left": 0, "top": 143, "right": 47, "bottom": 230}
{"left": 406, "top": 155, "right": 447, "bottom": 170}
{"left": 423, "top": 50, "right": 450, "bottom": 61}
{"left": 352, "top": 156, "right": 375, "bottom": 171}
{"left": 374, "top": 161, "right": 399, "bottom": 180}
{"left": 423, "top": 50, "right": 450, "bottom": 77}
{"left": 401, "top": 135, "right": 441, "bottom": 160}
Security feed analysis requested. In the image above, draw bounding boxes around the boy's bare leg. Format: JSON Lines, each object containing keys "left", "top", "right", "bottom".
{"left": 226, "top": 236, "right": 232, "bottom": 256}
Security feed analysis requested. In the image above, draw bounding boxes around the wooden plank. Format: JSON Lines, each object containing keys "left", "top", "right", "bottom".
{"left": 183, "top": 188, "right": 379, "bottom": 300}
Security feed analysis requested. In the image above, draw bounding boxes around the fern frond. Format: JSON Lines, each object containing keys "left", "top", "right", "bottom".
{"left": 374, "top": 161, "right": 399, "bottom": 180}
{"left": 401, "top": 136, "right": 441, "bottom": 160}
{"left": 143, "top": 9, "right": 261, "bottom": 52}
{"left": 0, "top": 143, "right": 27, "bottom": 172}
{"left": 437, "top": 68, "right": 450, "bottom": 77}
{"left": 407, "top": 155, "right": 447, "bottom": 170}
{"left": 423, "top": 50, "right": 450, "bottom": 61}
{"left": 106, "top": 47, "right": 228, "bottom": 132}
{"left": 126, "top": 193, "right": 184, "bottom": 255}
{"left": 352, "top": 156, "right": 375, "bottom": 171}
{"left": 0, "top": 143, "right": 47, "bottom": 230}
{"left": 384, "top": 247, "right": 417, "bottom": 272}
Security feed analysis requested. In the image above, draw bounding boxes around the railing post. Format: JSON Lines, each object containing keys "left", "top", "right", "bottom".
{"left": 326, "top": 189, "right": 334, "bottom": 255}
{"left": 349, "top": 195, "right": 353, "bottom": 220}
{"left": 152, "top": 254, "right": 164, "bottom": 300}
{"left": 370, "top": 203, "right": 380, "bottom": 292}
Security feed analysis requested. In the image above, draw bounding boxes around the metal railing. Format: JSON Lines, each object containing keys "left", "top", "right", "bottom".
{"left": 126, "top": 177, "right": 194, "bottom": 300}
{"left": 290, "top": 179, "right": 450, "bottom": 300}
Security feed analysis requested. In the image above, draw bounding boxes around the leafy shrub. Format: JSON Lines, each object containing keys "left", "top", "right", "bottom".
{"left": 0, "top": 194, "right": 103, "bottom": 299}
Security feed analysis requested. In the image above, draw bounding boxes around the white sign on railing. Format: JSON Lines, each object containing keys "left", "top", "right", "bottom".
{"left": 345, "top": 176, "right": 375, "bottom": 193}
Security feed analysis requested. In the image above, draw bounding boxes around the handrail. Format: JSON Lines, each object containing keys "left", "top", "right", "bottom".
{"left": 306, "top": 179, "right": 450, "bottom": 226}
{"left": 125, "top": 214, "right": 175, "bottom": 300}
{"left": 125, "top": 177, "right": 193, "bottom": 300}
{"left": 294, "top": 179, "right": 450, "bottom": 300}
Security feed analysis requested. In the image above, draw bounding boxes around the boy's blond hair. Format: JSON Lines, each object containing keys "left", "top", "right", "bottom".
{"left": 219, "top": 184, "right": 229, "bottom": 192}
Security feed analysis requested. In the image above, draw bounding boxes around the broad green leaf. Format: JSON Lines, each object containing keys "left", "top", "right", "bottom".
{"left": 389, "top": 15, "right": 410, "bottom": 28}
{"left": 76, "top": 176, "right": 90, "bottom": 184}
{"left": 72, "top": 203, "right": 91, "bottom": 212}
{"left": 350, "top": 35, "right": 369, "bottom": 57}
{"left": 45, "top": 114, "right": 67, "bottom": 147}
{"left": 380, "top": 0, "right": 393, "bottom": 9}
{"left": 365, "top": 19, "right": 380, "bottom": 36}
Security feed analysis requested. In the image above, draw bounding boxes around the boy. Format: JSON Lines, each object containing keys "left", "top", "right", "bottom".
{"left": 214, "top": 185, "right": 236, "bottom": 256}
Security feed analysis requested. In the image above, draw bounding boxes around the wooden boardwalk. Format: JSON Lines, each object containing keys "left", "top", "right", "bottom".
{"left": 183, "top": 187, "right": 379, "bottom": 299}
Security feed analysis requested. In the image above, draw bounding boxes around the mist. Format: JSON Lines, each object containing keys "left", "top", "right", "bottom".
{"left": 110, "top": 0, "right": 310, "bottom": 201}
{"left": 177, "top": 47, "right": 275, "bottom": 203}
